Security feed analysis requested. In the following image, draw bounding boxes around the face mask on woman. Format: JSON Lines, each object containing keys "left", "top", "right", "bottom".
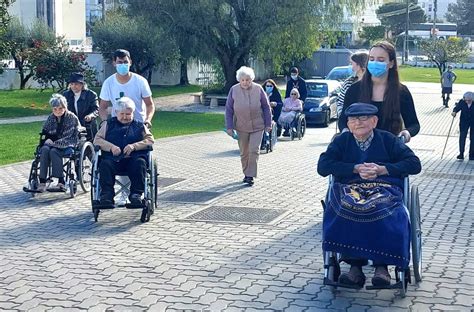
{"left": 116, "top": 63, "right": 130, "bottom": 76}
{"left": 367, "top": 61, "right": 388, "bottom": 77}
{"left": 291, "top": 74, "right": 298, "bottom": 80}
{"left": 265, "top": 86, "right": 273, "bottom": 94}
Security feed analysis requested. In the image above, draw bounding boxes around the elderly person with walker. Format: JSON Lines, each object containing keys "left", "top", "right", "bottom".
{"left": 93, "top": 97, "right": 154, "bottom": 206}
{"left": 38, "top": 94, "right": 80, "bottom": 192}
{"left": 452, "top": 91, "right": 474, "bottom": 160}
{"left": 225, "top": 66, "right": 272, "bottom": 186}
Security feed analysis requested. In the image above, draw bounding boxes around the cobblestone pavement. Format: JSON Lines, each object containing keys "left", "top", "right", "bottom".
{"left": 0, "top": 82, "right": 473, "bottom": 311}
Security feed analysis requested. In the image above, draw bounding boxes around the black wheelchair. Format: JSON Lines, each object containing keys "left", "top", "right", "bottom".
{"left": 23, "top": 128, "right": 95, "bottom": 198}
{"left": 321, "top": 174, "right": 422, "bottom": 297}
{"left": 260, "top": 121, "right": 278, "bottom": 153}
{"left": 281, "top": 111, "right": 306, "bottom": 141}
{"left": 90, "top": 147, "right": 158, "bottom": 223}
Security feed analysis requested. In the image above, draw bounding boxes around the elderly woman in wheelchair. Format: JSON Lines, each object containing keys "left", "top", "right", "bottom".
{"left": 92, "top": 97, "right": 154, "bottom": 211}
{"left": 317, "top": 103, "right": 422, "bottom": 293}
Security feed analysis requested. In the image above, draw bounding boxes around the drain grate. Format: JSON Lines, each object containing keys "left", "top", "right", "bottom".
{"left": 157, "top": 177, "right": 185, "bottom": 188}
{"left": 158, "top": 190, "right": 221, "bottom": 203}
{"left": 423, "top": 171, "right": 474, "bottom": 181}
{"left": 179, "top": 206, "right": 289, "bottom": 224}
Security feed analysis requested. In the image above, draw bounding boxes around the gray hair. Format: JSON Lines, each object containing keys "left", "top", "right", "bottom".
{"left": 49, "top": 93, "right": 67, "bottom": 109}
{"left": 464, "top": 91, "right": 474, "bottom": 100}
{"left": 290, "top": 87, "right": 300, "bottom": 98}
{"left": 236, "top": 66, "right": 255, "bottom": 81}
{"left": 115, "top": 96, "right": 136, "bottom": 113}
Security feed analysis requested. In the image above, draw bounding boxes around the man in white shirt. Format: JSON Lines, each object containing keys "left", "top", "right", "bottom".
{"left": 99, "top": 49, "right": 155, "bottom": 128}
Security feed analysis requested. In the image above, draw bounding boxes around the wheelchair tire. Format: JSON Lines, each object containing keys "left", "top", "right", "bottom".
{"left": 69, "top": 180, "right": 76, "bottom": 198}
{"left": 297, "top": 116, "right": 306, "bottom": 140}
{"left": 78, "top": 142, "right": 95, "bottom": 193}
{"left": 140, "top": 205, "right": 150, "bottom": 223}
{"left": 93, "top": 208, "right": 99, "bottom": 222}
{"left": 410, "top": 185, "right": 422, "bottom": 283}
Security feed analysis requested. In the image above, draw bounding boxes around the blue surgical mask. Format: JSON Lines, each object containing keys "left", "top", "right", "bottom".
{"left": 116, "top": 63, "right": 130, "bottom": 76}
{"left": 367, "top": 61, "right": 388, "bottom": 77}
{"left": 265, "top": 86, "right": 273, "bottom": 94}
{"left": 291, "top": 74, "right": 298, "bottom": 80}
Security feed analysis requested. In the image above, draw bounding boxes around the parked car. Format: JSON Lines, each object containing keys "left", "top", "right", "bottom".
{"left": 303, "top": 79, "right": 341, "bottom": 127}
{"left": 325, "top": 65, "right": 352, "bottom": 81}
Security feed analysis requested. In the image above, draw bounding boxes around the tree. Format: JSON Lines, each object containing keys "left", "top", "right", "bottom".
{"left": 359, "top": 25, "right": 386, "bottom": 46}
{"left": 419, "top": 37, "right": 470, "bottom": 76}
{"left": 29, "top": 37, "right": 96, "bottom": 91}
{"left": 446, "top": 0, "right": 474, "bottom": 36}
{"left": 376, "top": 1, "right": 426, "bottom": 36}
{"left": 128, "top": 0, "right": 370, "bottom": 92}
{"left": 3, "top": 18, "right": 56, "bottom": 89}
{"left": 92, "top": 10, "right": 179, "bottom": 83}
{"left": 0, "top": 0, "right": 11, "bottom": 70}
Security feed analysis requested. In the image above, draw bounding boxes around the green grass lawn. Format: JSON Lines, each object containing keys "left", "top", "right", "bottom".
{"left": 399, "top": 66, "right": 474, "bottom": 84}
{"left": 0, "top": 84, "right": 202, "bottom": 119}
{"left": 0, "top": 111, "right": 224, "bottom": 166}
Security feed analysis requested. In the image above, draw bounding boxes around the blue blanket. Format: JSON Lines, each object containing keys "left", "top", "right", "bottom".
{"left": 323, "top": 180, "right": 410, "bottom": 268}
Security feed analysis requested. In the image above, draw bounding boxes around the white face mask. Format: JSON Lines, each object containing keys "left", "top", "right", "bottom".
{"left": 291, "top": 74, "right": 298, "bottom": 80}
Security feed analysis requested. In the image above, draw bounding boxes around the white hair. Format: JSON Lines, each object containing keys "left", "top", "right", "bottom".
{"left": 464, "top": 91, "right": 474, "bottom": 100}
{"left": 115, "top": 96, "right": 136, "bottom": 113}
{"left": 49, "top": 93, "right": 67, "bottom": 109}
{"left": 236, "top": 66, "right": 255, "bottom": 81}
{"left": 290, "top": 88, "right": 300, "bottom": 98}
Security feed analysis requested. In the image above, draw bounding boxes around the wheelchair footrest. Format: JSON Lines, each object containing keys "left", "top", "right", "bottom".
{"left": 92, "top": 201, "right": 115, "bottom": 209}
{"left": 323, "top": 277, "right": 362, "bottom": 289}
{"left": 366, "top": 281, "right": 403, "bottom": 290}
{"left": 125, "top": 202, "right": 145, "bottom": 209}
{"left": 23, "top": 187, "right": 42, "bottom": 193}
{"left": 47, "top": 188, "right": 66, "bottom": 193}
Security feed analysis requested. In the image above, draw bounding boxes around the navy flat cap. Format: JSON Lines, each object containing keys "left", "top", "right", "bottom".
{"left": 345, "top": 103, "right": 378, "bottom": 117}
{"left": 68, "top": 72, "right": 85, "bottom": 84}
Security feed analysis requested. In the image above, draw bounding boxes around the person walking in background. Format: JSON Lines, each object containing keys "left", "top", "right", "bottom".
{"left": 63, "top": 72, "right": 99, "bottom": 141}
{"left": 452, "top": 92, "right": 474, "bottom": 160}
{"left": 285, "top": 67, "right": 307, "bottom": 102}
{"left": 98, "top": 49, "right": 155, "bottom": 128}
{"left": 338, "top": 41, "right": 420, "bottom": 143}
{"left": 225, "top": 66, "right": 272, "bottom": 186}
{"left": 336, "top": 51, "right": 369, "bottom": 118}
{"left": 441, "top": 65, "right": 457, "bottom": 108}
{"left": 262, "top": 79, "right": 283, "bottom": 136}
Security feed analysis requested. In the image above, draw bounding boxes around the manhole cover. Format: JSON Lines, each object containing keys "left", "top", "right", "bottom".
{"left": 158, "top": 177, "right": 185, "bottom": 188}
{"left": 158, "top": 190, "right": 221, "bottom": 203}
{"left": 423, "top": 171, "right": 474, "bottom": 181}
{"left": 179, "top": 206, "right": 289, "bottom": 224}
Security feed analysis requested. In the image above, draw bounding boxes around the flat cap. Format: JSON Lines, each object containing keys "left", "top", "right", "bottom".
{"left": 68, "top": 72, "right": 84, "bottom": 84}
{"left": 345, "top": 103, "right": 378, "bottom": 117}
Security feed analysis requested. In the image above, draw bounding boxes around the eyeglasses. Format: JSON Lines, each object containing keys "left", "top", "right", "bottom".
{"left": 348, "top": 116, "right": 371, "bottom": 122}
{"left": 290, "top": 93, "right": 297, "bottom": 95}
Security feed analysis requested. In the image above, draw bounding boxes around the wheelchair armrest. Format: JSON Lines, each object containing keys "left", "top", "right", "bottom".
{"left": 145, "top": 145, "right": 153, "bottom": 152}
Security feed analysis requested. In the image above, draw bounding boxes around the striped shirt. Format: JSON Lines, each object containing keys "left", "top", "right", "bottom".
{"left": 337, "top": 76, "right": 357, "bottom": 117}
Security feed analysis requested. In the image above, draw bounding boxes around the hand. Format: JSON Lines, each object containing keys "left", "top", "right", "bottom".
{"left": 84, "top": 115, "right": 92, "bottom": 122}
{"left": 110, "top": 145, "right": 121, "bottom": 156}
{"left": 123, "top": 144, "right": 135, "bottom": 156}
{"left": 451, "top": 112, "right": 456, "bottom": 117}
{"left": 398, "top": 130, "right": 411, "bottom": 143}
{"left": 44, "top": 139, "right": 54, "bottom": 146}
{"left": 226, "top": 128, "right": 234, "bottom": 137}
{"left": 265, "top": 126, "right": 272, "bottom": 133}
{"left": 270, "top": 101, "right": 277, "bottom": 108}
{"left": 355, "top": 163, "right": 387, "bottom": 180}
{"left": 144, "top": 121, "right": 152, "bottom": 129}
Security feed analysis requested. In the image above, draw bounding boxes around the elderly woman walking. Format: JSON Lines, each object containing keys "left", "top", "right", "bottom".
{"left": 225, "top": 66, "right": 272, "bottom": 186}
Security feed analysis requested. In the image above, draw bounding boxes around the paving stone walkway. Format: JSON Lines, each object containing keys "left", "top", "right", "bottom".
{"left": 0, "top": 82, "right": 473, "bottom": 311}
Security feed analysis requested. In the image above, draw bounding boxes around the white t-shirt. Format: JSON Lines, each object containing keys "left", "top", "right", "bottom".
{"left": 100, "top": 73, "right": 152, "bottom": 122}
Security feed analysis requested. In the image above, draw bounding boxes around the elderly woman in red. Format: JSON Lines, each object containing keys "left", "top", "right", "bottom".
{"left": 225, "top": 66, "right": 272, "bottom": 186}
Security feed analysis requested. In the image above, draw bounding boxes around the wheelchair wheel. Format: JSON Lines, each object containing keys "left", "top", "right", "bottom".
{"left": 410, "top": 185, "right": 422, "bottom": 283}
{"left": 395, "top": 267, "right": 409, "bottom": 297}
{"left": 140, "top": 201, "right": 151, "bottom": 223}
{"left": 324, "top": 251, "right": 341, "bottom": 290}
{"left": 153, "top": 160, "right": 158, "bottom": 209}
{"left": 297, "top": 115, "right": 306, "bottom": 140}
{"left": 68, "top": 180, "right": 77, "bottom": 198}
{"left": 78, "top": 142, "right": 95, "bottom": 192}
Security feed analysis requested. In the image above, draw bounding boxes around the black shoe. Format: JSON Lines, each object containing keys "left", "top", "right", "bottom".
{"left": 129, "top": 193, "right": 143, "bottom": 206}
{"left": 457, "top": 154, "right": 464, "bottom": 160}
{"left": 243, "top": 176, "right": 250, "bottom": 183}
{"left": 339, "top": 265, "right": 366, "bottom": 288}
{"left": 277, "top": 128, "right": 282, "bottom": 137}
{"left": 99, "top": 199, "right": 114, "bottom": 206}
{"left": 243, "top": 176, "right": 254, "bottom": 186}
{"left": 372, "top": 266, "right": 391, "bottom": 286}
{"left": 469, "top": 156, "right": 474, "bottom": 161}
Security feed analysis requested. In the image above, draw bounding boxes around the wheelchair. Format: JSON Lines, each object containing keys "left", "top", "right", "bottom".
{"left": 260, "top": 121, "right": 278, "bottom": 153}
{"left": 280, "top": 111, "right": 306, "bottom": 141}
{"left": 90, "top": 146, "right": 158, "bottom": 223}
{"left": 321, "top": 174, "right": 422, "bottom": 297}
{"left": 23, "top": 128, "right": 95, "bottom": 198}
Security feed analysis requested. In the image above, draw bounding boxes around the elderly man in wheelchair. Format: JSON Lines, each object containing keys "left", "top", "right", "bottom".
{"left": 317, "top": 103, "right": 422, "bottom": 293}
{"left": 93, "top": 97, "right": 154, "bottom": 211}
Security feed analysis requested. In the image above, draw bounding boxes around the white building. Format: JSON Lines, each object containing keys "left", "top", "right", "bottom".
{"left": 417, "top": 0, "right": 456, "bottom": 22}
{"left": 8, "top": 0, "right": 86, "bottom": 50}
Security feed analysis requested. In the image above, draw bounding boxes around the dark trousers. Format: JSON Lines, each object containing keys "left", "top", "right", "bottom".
{"left": 39, "top": 146, "right": 65, "bottom": 180}
{"left": 99, "top": 157, "right": 147, "bottom": 201}
{"left": 459, "top": 123, "right": 474, "bottom": 157}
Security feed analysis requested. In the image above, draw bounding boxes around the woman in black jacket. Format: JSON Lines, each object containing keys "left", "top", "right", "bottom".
{"left": 262, "top": 79, "right": 283, "bottom": 136}
{"left": 63, "top": 72, "right": 99, "bottom": 141}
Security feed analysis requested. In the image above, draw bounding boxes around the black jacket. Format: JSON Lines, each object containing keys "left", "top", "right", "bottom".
{"left": 285, "top": 76, "right": 307, "bottom": 101}
{"left": 63, "top": 89, "right": 99, "bottom": 139}
{"left": 453, "top": 99, "right": 474, "bottom": 127}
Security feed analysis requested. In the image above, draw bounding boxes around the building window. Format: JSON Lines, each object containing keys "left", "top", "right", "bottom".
{"left": 428, "top": 4, "right": 432, "bottom": 12}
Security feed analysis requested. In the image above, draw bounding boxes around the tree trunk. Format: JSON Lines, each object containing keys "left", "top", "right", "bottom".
{"left": 179, "top": 58, "right": 189, "bottom": 85}
{"left": 221, "top": 54, "right": 248, "bottom": 93}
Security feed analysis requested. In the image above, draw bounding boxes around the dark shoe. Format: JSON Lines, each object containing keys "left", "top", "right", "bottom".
{"left": 277, "top": 128, "right": 282, "bottom": 137}
{"left": 99, "top": 199, "right": 114, "bottom": 206}
{"left": 243, "top": 176, "right": 254, "bottom": 186}
{"left": 338, "top": 265, "right": 365, "bottom": 287}
{"left": 457, "top": 154, "right": 464, "bottom": 160}
{"left": 243, "top": 176, "right": 251, "bottom": 183}
{"left": 372, "top": 266, "right": 391, "bottom": 286}
{"left": 469, "top": 156, "right": 474, "bottom": 161}
{"left": 129, "top": 193, "right": 143, "bottom": 206}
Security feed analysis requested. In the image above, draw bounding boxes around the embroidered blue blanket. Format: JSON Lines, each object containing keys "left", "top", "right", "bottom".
{"left": 322, "top": 180, "right": 410, "bottom": 268}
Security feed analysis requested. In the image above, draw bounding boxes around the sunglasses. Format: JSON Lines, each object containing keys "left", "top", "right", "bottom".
{"left": 290, "top": 93, "right": 297, "bottom": 95}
